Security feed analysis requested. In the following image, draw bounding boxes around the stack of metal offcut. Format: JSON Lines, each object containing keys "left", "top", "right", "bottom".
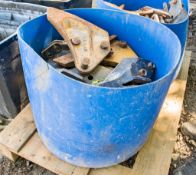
{"left": 104, "top": 0, "right": 187, "bottom": 24}
{"left": 41, "top": 8, "right": 156, "bottom": 88}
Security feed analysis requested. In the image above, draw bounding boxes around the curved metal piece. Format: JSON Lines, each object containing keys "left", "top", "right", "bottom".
{"left": 47, "top": 7, "right": 111, "bottom": 74}
{"left": 100, "top": 58, "right": 155, "bottom": 87}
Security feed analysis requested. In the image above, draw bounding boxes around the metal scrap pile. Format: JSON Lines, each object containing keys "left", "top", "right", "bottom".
{"left": 41, "top": 7, "right": 156, "bottom": 88}
{"left": 104, "top": 0, "right": 187, "bottom": 23}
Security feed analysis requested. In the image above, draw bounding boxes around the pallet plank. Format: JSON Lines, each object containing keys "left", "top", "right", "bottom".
{"left": 90, "top": 165, "right": 132, "bottom": 175}
{"left": 0, "top": 144, "right": 18, "bottom": 161}
{"left": 89, "top": 51, "right": 191, "bottom": 175}
{"left": 19, "top": 132, "right": 89, "bottom": 175}
{"left": 0, "top": 104, "right": 36, "bottom": 153}
{"left": 72, "top": 167, "right": 91, "bottom": 175}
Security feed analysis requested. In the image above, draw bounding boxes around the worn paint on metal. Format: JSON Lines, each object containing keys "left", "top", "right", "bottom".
{"left": 18, "top": 9, "right": 181, "bottom": 168}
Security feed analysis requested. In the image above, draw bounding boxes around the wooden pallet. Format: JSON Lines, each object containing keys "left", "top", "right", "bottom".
{"left": 0, "top": 50, "right": 191, "bottom": 175}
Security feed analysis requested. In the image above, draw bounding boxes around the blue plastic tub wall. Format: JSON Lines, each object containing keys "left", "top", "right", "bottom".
{"left": 18, "top": 9, "right": 181, "bottom": 168}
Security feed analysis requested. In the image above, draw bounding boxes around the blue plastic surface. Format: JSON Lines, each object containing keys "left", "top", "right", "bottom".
{"left": 18, "top": 9, "right": 181, "bottom": 168}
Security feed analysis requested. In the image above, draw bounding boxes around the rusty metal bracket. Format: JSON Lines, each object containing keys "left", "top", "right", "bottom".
{"left": 42, "top": 35, "right": 138, "bottom": 69}
{"left": 47, "top": 7, "right": 111, "bottom": 74}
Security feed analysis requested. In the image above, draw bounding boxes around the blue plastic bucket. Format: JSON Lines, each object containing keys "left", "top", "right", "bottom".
{"left": 96, "top": 0, "right": 189, "bottom": 76}
{"left": 18, "top": 9, "right": 181, "bottom": 168}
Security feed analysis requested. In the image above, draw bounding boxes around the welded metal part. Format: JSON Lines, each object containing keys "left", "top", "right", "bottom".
{"left": 43, "top": 36, "right": 137, "bottom": 69}
{"left": 84, "top": 66, "right": 112, "bottom": 84}
{"left": 99, "top": 58, "right": 156, "bottom": 87}
{"left": 137, "top": 9, "right": 154, "bottom": 15}
{"left": 47, "top": 8, "right": 111, "bottom": 74}
{"left": 57, "top": 65, "right": 112, "bottom": 84}
{"left": 169, "top": 0, "right": 183, "bottom": 19}
{"left": 140, "top": 6, "right": 171, "bottom": 17}
{"left": 171, "top": 8, "right": 187, "bottom": 23}
{"left": 41, "top": 40, "right": 70, "bottom": 60}
{"left": 102, "top": 39, "right": 138, "bottom": 67}
{"left": 53, "top": 53, "right": 74, "bottom": 68}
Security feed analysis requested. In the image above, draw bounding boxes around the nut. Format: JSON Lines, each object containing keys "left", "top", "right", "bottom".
{"left": 100, "top": 41, "right": 109, "bottom": 50}
{"left": 147, "top": 62, "right": 155, "bottom": 69}
{"left": 71, "top": 37, "right": 81, "bottom": 45}
{"left": 81, "top": 58, "right": 90, "bottom": 70}
{"left": 138, "top": 68, "right": 147, "bottom": 77}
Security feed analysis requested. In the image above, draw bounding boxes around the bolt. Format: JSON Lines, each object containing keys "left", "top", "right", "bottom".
{"left": 106, "top": 49, "right": 114, "bottom": 58}
{"left": 138, "top": 68, "right": 147, "bottom": 77}
{"left": 109, "top": 35, "right": 117, "bottom": 42}
{"left": 118, "top": 41, "right": 128, "bottom": 48}
{"left": 147, "top": 62, "right": 155, "bottom": 69}
{"left": 71, "top": 37, "right": 81, "bottom": 45}
{"left": 100, "top": 41, "right": 109, "bottom": 50}
{"left": 81, "top": 58, "right": 90, "bottom": 70}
